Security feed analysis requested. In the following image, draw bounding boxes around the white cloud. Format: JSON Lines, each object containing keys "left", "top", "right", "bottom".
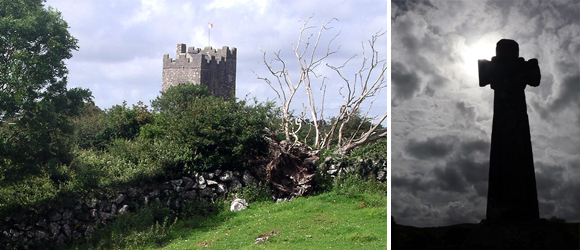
{"left": 122, "top": 0, "right": 167, "bottom": 27}
{"left": 205, "top": 0, "right": 270, "bottom": 14}
{"left": 44, "top": 0, "right": 387, "bottom": 119}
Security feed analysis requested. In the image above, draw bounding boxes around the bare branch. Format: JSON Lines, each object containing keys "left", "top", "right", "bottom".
{"left": 257, "top": 15, "right": 387, "bottom": 155}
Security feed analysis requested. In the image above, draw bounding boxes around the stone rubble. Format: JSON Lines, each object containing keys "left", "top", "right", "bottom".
{"left": 230, "top": 198, "right": 249, "bottom": 212}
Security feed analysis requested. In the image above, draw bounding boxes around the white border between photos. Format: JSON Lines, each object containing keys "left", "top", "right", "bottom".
{"left": 386, "top": 1, "right": 392, "bottom": 249}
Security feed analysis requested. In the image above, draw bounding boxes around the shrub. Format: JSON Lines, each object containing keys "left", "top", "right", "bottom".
{"left": 70, "top": 143, "right": 163, "bottom": 190}
{"left": 71, "top": 101, "right": 154, "bottom": 150}
{"left": 0, "top": 172, "right": 59, "bottom": 212}
{"left": 149, "top": 84, "right": 275, "bottom": 172}
{"left": 348, "top": 139, "right": 387, "bottom": 159}
{"left": 238, "top": 182, "right": 272, "bottom": 203}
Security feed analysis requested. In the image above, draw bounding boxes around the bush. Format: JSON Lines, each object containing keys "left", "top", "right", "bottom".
{"left": 70, "top": 142, "right": 162, "bottom": 191}
{"left": 238, "top": 182, "right": 272, "bottom": 203}
{"left": 71, "top": 101, "right": 154, "bottom": 150}
{"left": 0, "top": 172, "right": 59, "bottom": 212}
{"left": 149, "top": 84, "right": 276, "bottom": 172}
{"left": 348, "top": 139, "right": 387, "bottom": 159}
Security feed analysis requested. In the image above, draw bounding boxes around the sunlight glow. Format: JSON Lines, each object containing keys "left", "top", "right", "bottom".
{"left": 462, "top": 41, "right": 495, "bottom": 77}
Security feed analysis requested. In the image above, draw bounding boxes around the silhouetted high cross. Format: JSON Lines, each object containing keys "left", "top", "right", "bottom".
{"left": 478, "top": 39, "right": 540, "bottom": 221}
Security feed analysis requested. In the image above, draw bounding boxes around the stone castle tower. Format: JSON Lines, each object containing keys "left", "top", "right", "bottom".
{"left": 162, "top": 44, "right": 236, "bottom": 97}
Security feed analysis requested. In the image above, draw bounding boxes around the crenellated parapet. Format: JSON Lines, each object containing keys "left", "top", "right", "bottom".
{"left": 162, "top": 44, "right": 236, "bottom": 97}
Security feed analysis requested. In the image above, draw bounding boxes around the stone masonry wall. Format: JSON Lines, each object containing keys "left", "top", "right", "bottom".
{"left": 162, "top": 68, "right": 201, "bottom": 87}
{"left": 162, "top": 44, "right": 236, "bottom": 98}
{"left": 1, "top": 170, "right": 257, "bottom": 250}
{"left": 320, "top": 157, "right": 387, "bottom": 182}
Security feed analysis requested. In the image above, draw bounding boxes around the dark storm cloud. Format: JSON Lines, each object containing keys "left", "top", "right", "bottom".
{"left": 397, "top": 203, "right": 437, "bottom": 222}
{"left": 424, "top": 74, "right": 448, "bottom": 97}
{"left": 391, "top": 2, "right": 458, "bottom": 103}
{"left": 553, "top": 181, "right": 580, "bottom": 220}
{"left": 548, "top": 74, "right": 580, "bottom": 114}
{"left": 431, "top": 155, "right": 489, "bottom": 196}
{"left": 395, "top": 136, "right": 492, "bottom": 226}
{"left": 535, "top": 163, "right": 566, "bottom": 200}
{"left": 391, "top": 0, "right": 435, "bottom": 17}
{"left": 405, "top": 136, "right": 456, "bottom": 160}
{"left": 454, "top": 101, "right": 480, "bottom": 129}
{"left": 402, "top": 137, "right": 490, "bottom": 196}
{"left": 538, "top": 178, "right": 580, "bottom": 220}
{"left": 457, "top": 140, "right": 489, "bottom": 159}
{"left": 391, "top": 61, "right": 422, "bottom": 104}
{"left": 443, "top": 201, "right": 478, "bottom": 226}
{"left": 528, "top": 1, "right": 580, "bottom": 121}
{"left": 440, "top": 156, "right": 489, "bottom": 197}
{"left": 392, "top": 174, "right": 434, "bottom": 195}
{"left": 454, "top": 157, "right": 488, "bottom": 185}
{"left": 533, "top": 74, "right": 580, "bottom": 121}
{"left": 535, "top": 160, "right": 580, "bottom": 218}
{"left": 484, "top": 0, "right": 514, "bottom": 28}
{"left": 456, "top": 101, "right": 476, "bottom": 121}
{"left": 433, "top": 166, "right": 469, "bottom": 193}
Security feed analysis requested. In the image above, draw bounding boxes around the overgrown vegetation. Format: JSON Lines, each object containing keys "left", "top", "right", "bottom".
{"left": 1, "top": 84, "right": 277, "bottom": 214}
{"left": 62, "top": 174, "right": 387, "bottom": 250}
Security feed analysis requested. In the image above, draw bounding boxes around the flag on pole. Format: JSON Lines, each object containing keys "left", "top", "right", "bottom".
{"left": 208, "top": 23, "right": 213, "bottom": 46}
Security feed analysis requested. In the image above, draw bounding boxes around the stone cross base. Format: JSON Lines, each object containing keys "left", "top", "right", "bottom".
{"left": 460, "top": 219, "right": 567, "bottom": 250}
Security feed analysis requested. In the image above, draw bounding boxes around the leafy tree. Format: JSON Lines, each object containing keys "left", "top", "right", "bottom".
{"left": 71, "top": 101, "right": 154, "bottom": 150}
{"left": 100, "top": 102, "right": 154, "bottom": 147}
{"left": 70, "top": 101, "right": 105, "bottom": 149}
{"left": 0, "top": 0, "right": 91, "bottom": 181}
{"left": 148, "top": 84, "right": 275, "bottom": 172}
{"left": 151, "top": 83, "right": 212, "bottom": 115}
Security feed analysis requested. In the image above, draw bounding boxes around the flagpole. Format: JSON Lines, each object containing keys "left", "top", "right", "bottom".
{"left": 208, "top": 23, "right": 213, "bottom": 47}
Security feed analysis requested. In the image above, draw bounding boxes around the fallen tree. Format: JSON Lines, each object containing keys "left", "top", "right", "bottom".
{"left": 252, "top": 138, "right": 318, "bottom": 198}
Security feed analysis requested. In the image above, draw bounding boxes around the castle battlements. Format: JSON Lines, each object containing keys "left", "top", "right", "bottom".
{"left": 162, "top": 44, "right": 236, "bottom": 97}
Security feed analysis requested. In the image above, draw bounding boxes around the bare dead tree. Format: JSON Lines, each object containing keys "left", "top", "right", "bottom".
{"left": 327, "top": 30, "right": 387, "bottom": 155}
{"left": 256, "top": 15, "right": 387, "bottom": 155}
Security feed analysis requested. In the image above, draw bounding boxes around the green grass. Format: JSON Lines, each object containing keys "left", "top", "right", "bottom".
{"left": 62, "top": 175, "right": 387, "bottom": 250}
{"left": 159, "top": 192, "right": 387, "bottom": 250}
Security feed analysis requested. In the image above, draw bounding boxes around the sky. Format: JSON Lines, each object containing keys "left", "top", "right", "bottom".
{"left": 44, "top": 0, "right": 388, "bottom": 122}
{"left": 391, "top": 0, "right": 579, "bottom": 227}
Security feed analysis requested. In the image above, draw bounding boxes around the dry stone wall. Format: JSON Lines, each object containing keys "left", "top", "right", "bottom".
{"left": 1, "top": 157, "right": 386, "bottom": 249}
{"left": 1, "top": 170, "right": 257, "bottom": 250}
{"left": 319, "top": 157, "right": 387, "bottom": 182}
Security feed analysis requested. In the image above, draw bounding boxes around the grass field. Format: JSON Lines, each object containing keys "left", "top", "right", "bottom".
{"left": 159, "top": 192, "right": 387, "bottom": 249}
